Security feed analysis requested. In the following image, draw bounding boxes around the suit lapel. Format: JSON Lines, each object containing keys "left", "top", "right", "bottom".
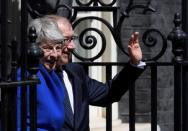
{"left": 63, "top": 65, "right": 83, "bottom": 128}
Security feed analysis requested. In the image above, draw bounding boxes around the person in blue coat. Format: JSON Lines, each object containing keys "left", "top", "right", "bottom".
{"left": 46, "top": 15, "right": 146, "bottom": 131}
{"left": 17, "top": 17, "right": 66, "bottom": 131}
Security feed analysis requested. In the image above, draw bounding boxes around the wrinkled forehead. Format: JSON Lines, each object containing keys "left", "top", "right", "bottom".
{"left": 63, "top": 27, "right": 74, "bottom": 38}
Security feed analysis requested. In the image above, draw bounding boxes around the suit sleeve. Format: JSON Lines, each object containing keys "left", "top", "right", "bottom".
{"left": 83, "top": 63, "right": 145, "bottom": 106}
{"left": 106, "top": 63, "right": 144, "bottom": 103}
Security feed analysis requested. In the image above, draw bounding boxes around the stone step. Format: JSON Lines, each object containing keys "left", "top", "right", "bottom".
{"left": 91, "top": 122, "right": 161, "bottom": 131}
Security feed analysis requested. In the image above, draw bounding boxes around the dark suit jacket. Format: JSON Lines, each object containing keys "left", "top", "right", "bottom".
{"left": 62, "top": 63, "right": 144, "bottom": 131}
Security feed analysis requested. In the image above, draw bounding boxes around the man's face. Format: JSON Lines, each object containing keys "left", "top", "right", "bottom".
{"left": 40, "top": 40, "right": 63, "bottom": 71}
{"left": 58, "top": 21, "right": 76, "bottom": 65}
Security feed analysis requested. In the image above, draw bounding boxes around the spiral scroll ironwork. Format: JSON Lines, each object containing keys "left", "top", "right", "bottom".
{"left": 75, "top": 0, "right": 117, "bottom": 6}
{"left": 26, "top": 0, "right": 168, "bottom": 62}
{"left": 72, "top": 16, "right": 114, "bottom": 61}
{"left": 142, "top": 29, "right": 167, "bottom": 61}
{"left": 114, "top": 0, "right": 156, "bottom": 59}
{"left": 72, "top": 27, "right": 106, "bottom": 62}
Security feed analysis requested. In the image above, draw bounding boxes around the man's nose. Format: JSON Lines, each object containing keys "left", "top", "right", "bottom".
{"left": 67, "top": 41, "right": 75, "bottom": 50}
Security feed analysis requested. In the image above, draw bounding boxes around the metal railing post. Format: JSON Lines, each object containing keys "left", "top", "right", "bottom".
{"left": 168, "top": 12, "right": 187, "bottom": 131}
{"left": 182, "top": 0, "right": 188, "bottom": 130}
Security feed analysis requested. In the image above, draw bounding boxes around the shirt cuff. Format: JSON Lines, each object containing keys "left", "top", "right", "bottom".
{"left": 130, "top": 61, "right": 146, "bottom": 69}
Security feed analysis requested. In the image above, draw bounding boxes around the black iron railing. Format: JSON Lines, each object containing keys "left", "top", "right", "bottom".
{"left": 0, "top": 0, "right": 188, "bottom": 131}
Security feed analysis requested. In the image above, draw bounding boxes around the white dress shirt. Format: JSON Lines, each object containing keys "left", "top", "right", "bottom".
{"left": 62, "top": 70, "right": 74, "bottom": 113}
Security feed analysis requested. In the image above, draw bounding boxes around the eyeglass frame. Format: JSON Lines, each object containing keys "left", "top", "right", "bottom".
{"left": 39, "top": 39, "right": 64, "bottom": 53}
{"left": 39, "top": 35, "right": 78, "bottom": 52}
{"left": 63, "top": 35, "right": 78, "bottom": 44}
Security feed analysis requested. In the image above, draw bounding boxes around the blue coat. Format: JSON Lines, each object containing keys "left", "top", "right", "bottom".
{"left": 17, "top": 64, "right": 65, "bottom": 131}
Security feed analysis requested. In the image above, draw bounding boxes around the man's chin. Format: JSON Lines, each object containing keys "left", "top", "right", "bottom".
{"left": 61, "top": 57, "right": 69, "bottom": 64}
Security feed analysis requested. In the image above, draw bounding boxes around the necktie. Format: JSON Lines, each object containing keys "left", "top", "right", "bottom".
{"left": 56, "top": 70, "right": 74, "bottom": 124}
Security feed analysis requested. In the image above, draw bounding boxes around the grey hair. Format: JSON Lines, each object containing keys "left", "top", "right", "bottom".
{"left": 28, "top": 17, "right": 64, "bottom": 44}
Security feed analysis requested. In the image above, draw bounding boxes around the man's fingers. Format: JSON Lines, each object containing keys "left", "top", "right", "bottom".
{"left": 129, "top": 34, "right": 135, "bottom": 46}
{"left": 129, "top": 32, "right": 139, "bottom": 46}
{"left": 133, "top": 32, "right": 139, "bottom": 44}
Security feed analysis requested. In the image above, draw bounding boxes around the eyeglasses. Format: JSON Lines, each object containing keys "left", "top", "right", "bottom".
{"left": 40, "top": 43, "right": 62, "bottom": 53}
{"left": 63, "top": 35, "right": 78, "bottom": 44}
